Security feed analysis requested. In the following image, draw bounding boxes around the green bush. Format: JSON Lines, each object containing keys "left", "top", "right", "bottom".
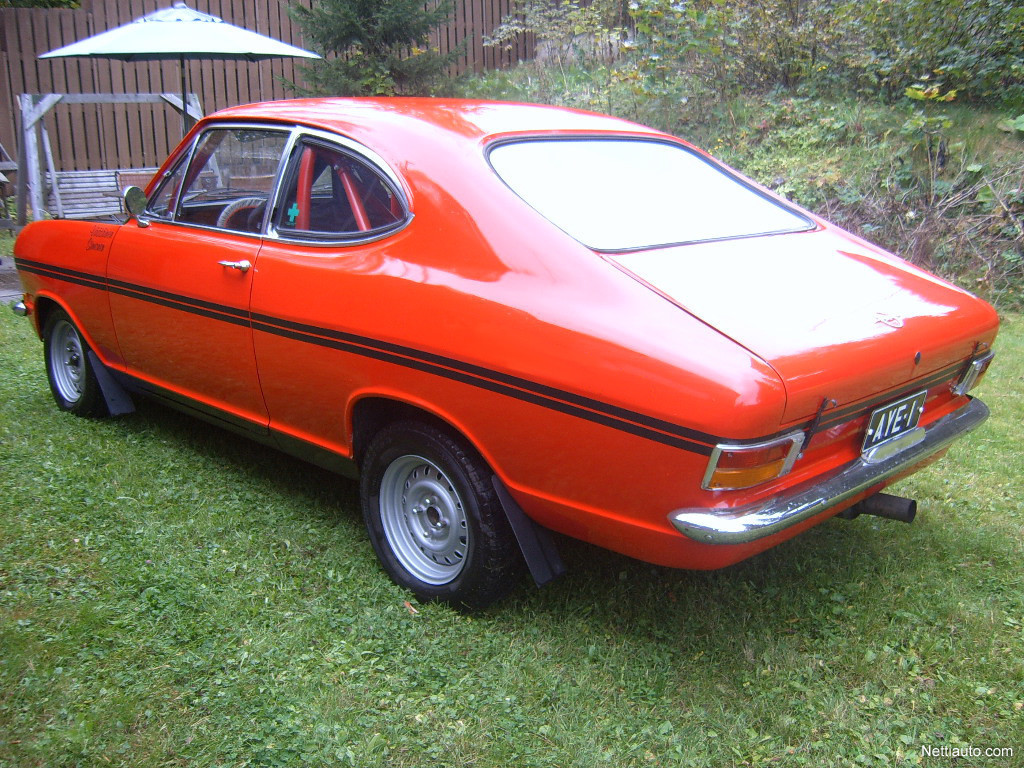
{"left": 486, "top": 0, "right": 628, "bottom": 69}
{"left": 840, "top": 0, "right": 1024, "bottom": 105}
{"left": 617, "top": 0, "right": 1024, "bottom": 107}
{"left": 290, "top": 0, "right": 461, "bottom": 96}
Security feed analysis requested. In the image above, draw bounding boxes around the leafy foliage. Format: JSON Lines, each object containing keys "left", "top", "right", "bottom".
{"left": 290, "top": 0, "right": 461, "bottom": 96}
{"left": 998, "top": 114, "right": 1024, "bottom": 136}
{"left": 628, "top": 0, "right": 843, "bottom": 91}
{"left": 486, "top": 0, "right": 629, "bottom": 69}
{"left": 572, "top": 0, "right": 1024, "bottom": 107}
{"left": 475, "top": 0, "right": 1020, "bottom": 146}
{"left": 840, "top": 0, "right": 1024, "bottom": 105}
{"left": 899, "top": 85, "right": 958, "bottom": 205}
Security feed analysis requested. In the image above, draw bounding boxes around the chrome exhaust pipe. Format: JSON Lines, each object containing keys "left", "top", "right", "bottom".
{"left": 839, "top": 492, "right": 917, "bottom": 524}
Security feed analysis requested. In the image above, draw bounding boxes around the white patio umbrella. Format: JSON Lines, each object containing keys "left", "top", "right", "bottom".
{"left": 40, "top": 2, "right": 320, "bottom": 129}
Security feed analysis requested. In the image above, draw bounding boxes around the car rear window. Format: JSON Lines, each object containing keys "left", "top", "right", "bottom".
{"left": 274, "top": 138, "right": 406, "bottom": 240}
{"left": 488, "top": 138, "right": 813, "bottom": 252}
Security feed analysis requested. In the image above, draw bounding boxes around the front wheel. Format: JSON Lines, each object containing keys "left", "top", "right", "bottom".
{"left": 360, "top": 421, "right": 521, "bottom": 610}
{"left": 42, "top": 309, "right": 105, "bottom": 416}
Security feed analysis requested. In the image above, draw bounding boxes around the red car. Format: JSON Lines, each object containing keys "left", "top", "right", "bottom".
{"left": 12, "top": 98, "right": 998, "bottom": 608}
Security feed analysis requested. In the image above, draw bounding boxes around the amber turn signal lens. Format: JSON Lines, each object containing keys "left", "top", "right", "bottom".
{"left": 702, "top": 433, "right": 804, "bottom": 491}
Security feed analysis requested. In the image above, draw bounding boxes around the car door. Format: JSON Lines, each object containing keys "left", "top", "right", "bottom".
{"left": 107, "top": 125, "right": 291, "bottom": 430}
{"left": 249, "top": 131, "right": 411, "bottom": 459}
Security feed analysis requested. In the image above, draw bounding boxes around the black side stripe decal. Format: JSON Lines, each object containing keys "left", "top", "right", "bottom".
{"left": 18, "top": 260, "right": 107, "bottom": 291}
{"left": 18, "top": 258, "right": 967, "bottom": 453}
{"left": 249, "top": 318, "right": 715, "bottom": 454}
{"left": 250, "top": 311, "right": 721, "bottom": 448}
{"left": 107, "top": 278, "right": 250, "bottom": 325}
{"left": 19, "top": 260, "right": 250, "bottom": 325}
{"left": 19, "top": 258, "right": 718, "bottom": 455}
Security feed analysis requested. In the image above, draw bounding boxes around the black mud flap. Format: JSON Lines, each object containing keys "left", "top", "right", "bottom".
{"left": 492, "top": 475, "right": 566, "bottom": 587}
{"left": 87, "top": 350, "right": 135, "bottom": 416}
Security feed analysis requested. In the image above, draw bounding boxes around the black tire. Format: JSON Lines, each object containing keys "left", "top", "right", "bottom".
{"left": 42, "top": 309, "right": 106, "bottom": 417}
{"left": 360, "top": 420, "right": 521, "bottom": 610}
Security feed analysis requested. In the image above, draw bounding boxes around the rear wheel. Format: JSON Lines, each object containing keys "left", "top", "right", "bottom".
{"left": 360, "top": 421, "right": 521, "bottom": 610}
{"left": 43, "top": 309, "right": 105, "bottom": 416}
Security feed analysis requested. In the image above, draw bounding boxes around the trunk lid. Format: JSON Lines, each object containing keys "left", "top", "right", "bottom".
{"left": 609, "top": 226, "right": 998, "bottom": 423}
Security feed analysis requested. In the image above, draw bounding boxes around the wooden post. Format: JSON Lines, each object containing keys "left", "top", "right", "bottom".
{"left": 159, "top": 94, "right": 203, "bottom": 125}
{"left": 16, "top": 97, "right": 28, "bottom": 227}
{"left": 41, "top": 124, "right": 64, "bottom": 219}
{"left": 26, "top": 119, "right": 42, "bottom": 221}
{"left": 18, "top": 95, "right": 40, "bottom": 223}
{"left": 19, "top": 93, "right": 64, "bottom": 222}
{"left": 15, "top": 92, "right": 201, "bottom": 222}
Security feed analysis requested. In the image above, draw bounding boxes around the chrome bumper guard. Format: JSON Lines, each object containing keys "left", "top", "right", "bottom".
{"left": 669, "top": 398, "right": 989, "bottom": 545}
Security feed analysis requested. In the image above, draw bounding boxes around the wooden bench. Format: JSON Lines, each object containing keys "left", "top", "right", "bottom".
{"left": 46, "top": 168, "right": 159, "bottom": 219}
{"left": 116, "top": 170, "right": 157, "bottom": 194}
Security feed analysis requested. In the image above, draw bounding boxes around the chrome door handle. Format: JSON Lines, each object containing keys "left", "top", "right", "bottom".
{"left": 218, "top": 259, "right": 252, "bottom": 272}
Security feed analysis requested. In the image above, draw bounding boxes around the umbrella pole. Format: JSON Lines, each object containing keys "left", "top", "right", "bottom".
{"left": 179, "top": 54, "right": 192, "bottom": 134}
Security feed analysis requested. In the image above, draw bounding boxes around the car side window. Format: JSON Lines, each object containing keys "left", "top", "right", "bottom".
{"left": 274, "top": 138, "right": 405, "bottom": 239}
{"left": 159, "top": 127, "right": 288, "bottom": 234}
{"left": 146, "top": 157, "right": 188, "bottom": 220}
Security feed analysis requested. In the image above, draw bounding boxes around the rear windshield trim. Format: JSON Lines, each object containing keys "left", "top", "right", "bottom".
{"left": 486, "top": 135, "right": 816, "bottom": 253}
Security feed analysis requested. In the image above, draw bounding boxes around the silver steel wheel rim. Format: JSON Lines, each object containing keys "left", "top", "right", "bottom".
{"left": 379, "top": 454, "right": 470, "bottom": 585}
{"left": 49, "top": 320, "right": 85, "bottom": 404}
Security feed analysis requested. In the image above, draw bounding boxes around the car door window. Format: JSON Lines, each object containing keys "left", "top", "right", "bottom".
{"left": 274, "top": 138, "right": 405, "bottom": 240}
{"left": 146, "top": 156, "right": 188, "bottom": 220}
{"left": 150, "top": 127, "right": 289, "bottom": 234}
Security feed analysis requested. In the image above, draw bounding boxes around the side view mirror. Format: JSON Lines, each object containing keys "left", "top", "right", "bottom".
{"left": 123, "top": 186, "right": 150, "bottom": 226}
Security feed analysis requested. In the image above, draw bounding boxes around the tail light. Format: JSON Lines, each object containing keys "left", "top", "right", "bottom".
{"left": 702, "top": 433, "right": 804, "bottom": 491}
{"left": 952, "top": 350, "right": 995, "bottom": 396}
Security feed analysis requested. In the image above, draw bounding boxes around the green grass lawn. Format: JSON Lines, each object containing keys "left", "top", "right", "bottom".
{"left": 1, "top": 301, "right": 1022, "bottom": 766}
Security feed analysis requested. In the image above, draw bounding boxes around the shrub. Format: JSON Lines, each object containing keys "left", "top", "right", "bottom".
{"left": 619, "top": 0, "right": 1024, "bottom": 107}
{"left": 839, "top": 0, "right": 1024, "bottom": 106}
{"left": 290, "top": 0, "right": 461, "bottom": 96}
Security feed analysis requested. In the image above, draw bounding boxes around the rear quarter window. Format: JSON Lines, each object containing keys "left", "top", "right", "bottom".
{"left": 274, "top": 138, "right": 406, "bottom": 241}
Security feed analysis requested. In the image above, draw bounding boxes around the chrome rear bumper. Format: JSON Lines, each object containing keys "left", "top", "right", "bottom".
{"left": 669, "top": 398, "right": 989, "bottom": 545}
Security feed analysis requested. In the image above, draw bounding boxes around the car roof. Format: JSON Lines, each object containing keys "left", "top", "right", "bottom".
{"left": 207, "top": 97, "right": 664, "bottom": 148}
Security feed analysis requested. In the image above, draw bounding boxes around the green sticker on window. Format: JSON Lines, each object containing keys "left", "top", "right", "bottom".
{"left": 287, "top": 202, "right": 300, "bottom": 225}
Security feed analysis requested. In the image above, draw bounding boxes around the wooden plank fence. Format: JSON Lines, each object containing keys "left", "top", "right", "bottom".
{"left": 1, "top": 0, "right": 531, "bottom": 179}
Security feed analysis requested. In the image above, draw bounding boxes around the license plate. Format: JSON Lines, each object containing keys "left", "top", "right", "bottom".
{"left": 862, "top": 390, "right": 927, "bottom": 453}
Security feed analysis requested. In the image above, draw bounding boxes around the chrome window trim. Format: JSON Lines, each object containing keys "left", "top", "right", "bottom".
{"left": 486, "top": 134, "right": 816, "bottom": 254}
{"left": 265, "top": 217, "right": 415, "bottom": 248}
{"left": 290, "top": 127, "right": 409, "bottom": 208}
{"left": 140, "top": 122, "right": 412, "bottom": 246}
{"left": 143, "top": 122, "right": 294, "bottom": 236}
{"left": 265, "top": 127, "right": 413, "bottom": 247}
{"left": 143, "top": 145, "right": 196, "bottom": 224}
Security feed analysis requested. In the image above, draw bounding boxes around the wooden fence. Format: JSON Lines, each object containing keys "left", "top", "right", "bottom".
{"left": 1, "top": 0, "right": 530, "bottom": 176}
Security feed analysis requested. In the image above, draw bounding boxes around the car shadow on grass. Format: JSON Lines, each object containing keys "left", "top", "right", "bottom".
{"left": 499, "top": 493, "right": 1008, "bottom": 654}
{"left": 107, "top": 395, "right": 1004, "bottom": 661}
